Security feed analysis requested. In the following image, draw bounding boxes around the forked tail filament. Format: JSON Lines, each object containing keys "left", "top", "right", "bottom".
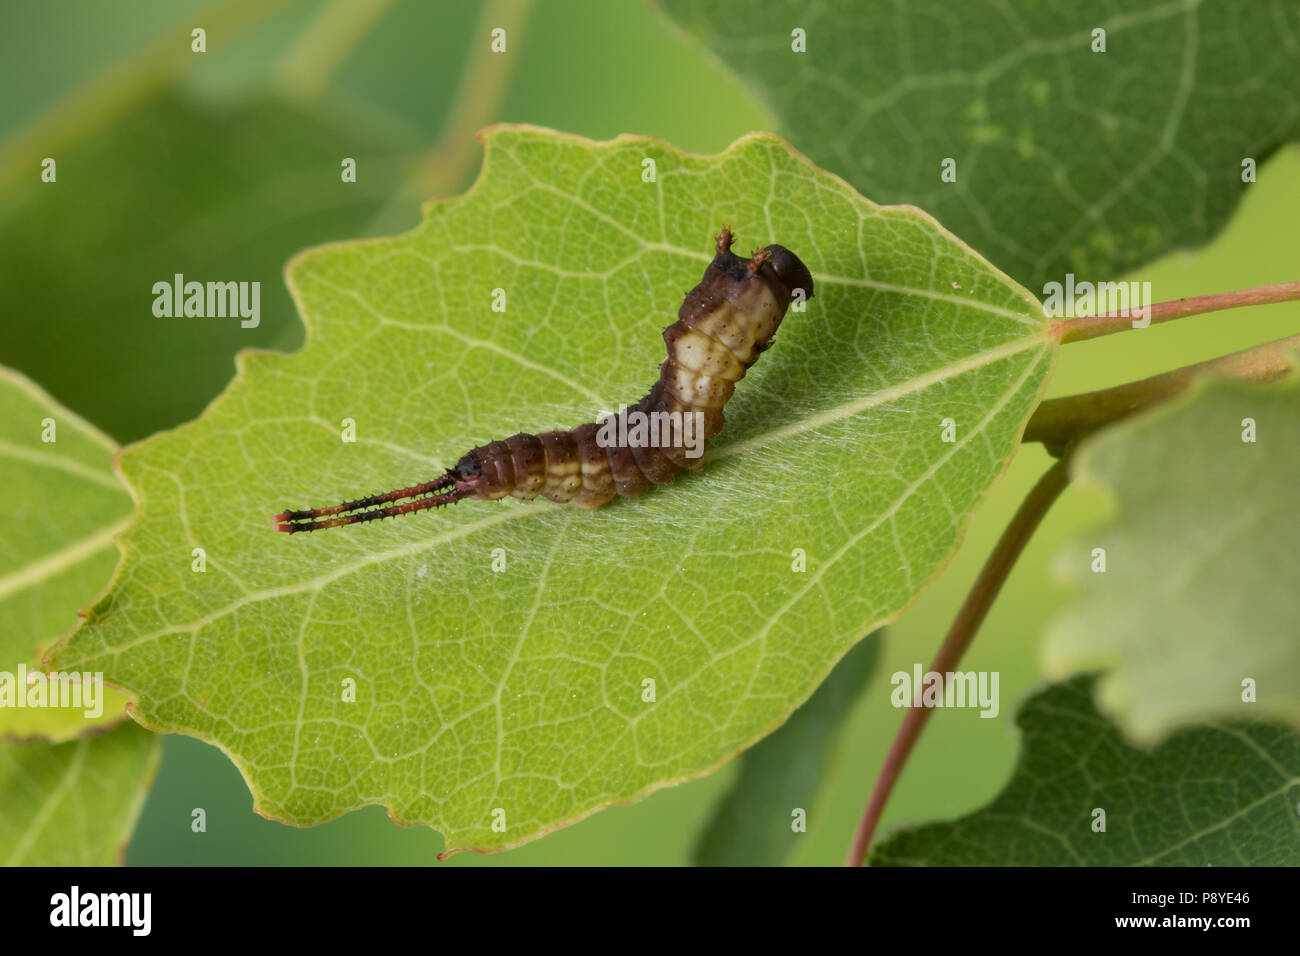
{"left": 274, "top": 474, "right": 465, "bottom": 533}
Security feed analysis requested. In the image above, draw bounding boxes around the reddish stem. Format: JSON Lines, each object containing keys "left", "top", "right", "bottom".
{"left": 845, "top": 456, "right": 1071, "bottom": 866}
{"left": 1051, "top": 279, "right": 1300, "bottom": 344}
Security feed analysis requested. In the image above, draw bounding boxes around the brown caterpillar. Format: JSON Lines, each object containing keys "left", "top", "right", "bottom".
{"left": 275, "top": 228, "right": 813, "bottom": 532}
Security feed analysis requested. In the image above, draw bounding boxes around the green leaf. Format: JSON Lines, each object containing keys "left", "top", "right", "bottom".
{"left": 0, "top": 722, "right": 160, "bottom": 866}
{"left": 0, "top": 92, "right": 410, "bottom": 443}
{"left": 0, "top": 365, "right": 160, "bottom": 865}
{"left": 693, "top": 631, "right": 879, "bottom": 865}
{"left": 871, "top": 675, "right": 1300, "bottom": 865}
{"left": 1044, "top": 375, "right": 1300, "bottom": 743}
{"left": 656, "top": 0, "right": 1300, "bottom": 289}
{"left": 0, "top": 367, "right": 132, "bottom": 741}
{"left": 51, "top": 126, "right": 1053, "bottom": 854}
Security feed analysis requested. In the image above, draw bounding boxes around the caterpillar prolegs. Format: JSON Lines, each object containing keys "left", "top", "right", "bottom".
{"left": 274, "top": 228, "right": 813, "bottom": 532}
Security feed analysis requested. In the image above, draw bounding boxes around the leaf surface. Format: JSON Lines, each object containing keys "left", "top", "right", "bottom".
{"left": 0, "top": 721, "right": 159, "bottom": 866}
{"left": 0, "top": 368, "right": 132, "bottom": 741}
{"left": 52, "top": 127, "right": 1052, "bottom": 853}
{"left": 657, "top": 0, "right": 1300, "bottom": 289}
{"left": 1045, "top": 376, "right": 1300, "bottom": 742}
{"left": 0, "top": 366, "right": 159, "bottom": 865}
{"left": 692, "top": 632, "right": 879, "bottom": 865}
{"left": 871, "top": 675, "right": 1300, "bottom": 865}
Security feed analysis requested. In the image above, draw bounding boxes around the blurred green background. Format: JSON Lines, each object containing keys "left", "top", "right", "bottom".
{"left": 2, "top": 0, "right": 1296, "bottom": 865}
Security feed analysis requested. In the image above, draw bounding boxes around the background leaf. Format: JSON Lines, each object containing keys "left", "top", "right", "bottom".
{"left": 656, "top": 0, "right": 1300, "bottom": 289}
{"left": 692, "top": 632, "right": 879, "bottom": 865}
{"left": 51, "top": 127, "right": 1052, "bottom": 854}
{"left": 0, "top": 93, "right": 411, "bottom": 444}
{"left": 0, "top": 365, "right": 160, "bottom": 866}
{"left": 0, "top": 722, "right": 160, "bottom": 866}
{"left": 7, "top": 0, "right": 1299, "bottom": 868}
{"left": 1044, "top": 375, "right": 1300, "bottom": 743}
{"left": 871, "top": 675, "right": 1300, "bottom": 865}
{"left": 0, "top": 0, "right": 762, "bottom": 447}
{"left": 0, "top": 367, "right": 131, "bottom": 741}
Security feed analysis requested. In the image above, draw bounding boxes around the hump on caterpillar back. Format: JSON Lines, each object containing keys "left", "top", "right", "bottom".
{"left": 761, "top": 245, "right": 814, "bottom": 302}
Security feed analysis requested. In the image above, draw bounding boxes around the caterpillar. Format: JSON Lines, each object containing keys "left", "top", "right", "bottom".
{"left": 275, "top": 227, "right": 813, "bottom": 532}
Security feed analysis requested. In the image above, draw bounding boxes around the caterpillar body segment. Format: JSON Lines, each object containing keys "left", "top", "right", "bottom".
{"left": 275, "top": 229, "right": 813, "bottom": 532}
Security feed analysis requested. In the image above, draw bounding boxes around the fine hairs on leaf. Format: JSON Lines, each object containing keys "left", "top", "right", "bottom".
{"left": 48, "top": 127, "right": 1052, "bottom": 855}
{"left": 273, "top": 228, "right": 815, "bottom": 531}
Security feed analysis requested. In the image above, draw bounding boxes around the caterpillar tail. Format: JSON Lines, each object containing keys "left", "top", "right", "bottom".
{"left": 274, "top": 474, "right": 467, "bottom": 533}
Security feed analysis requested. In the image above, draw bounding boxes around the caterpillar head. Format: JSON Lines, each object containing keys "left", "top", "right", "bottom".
{"left": 759, "top": 244, "right": 814, "bottom": 304}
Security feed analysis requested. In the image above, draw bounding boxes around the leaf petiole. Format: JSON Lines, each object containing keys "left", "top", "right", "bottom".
{"left": 845, "top": 455, "right": 1073, "bottom": 867}
{"left": 1025, "top": 332, "right": 1300, "bottom": 454}
{"left": 1051, "top": 279, "right": 1300, "bottom": 344}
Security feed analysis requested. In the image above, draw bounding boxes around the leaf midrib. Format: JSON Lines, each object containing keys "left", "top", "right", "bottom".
{"left": 84, "top": 332, "right": 1048, "bottom": 661}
